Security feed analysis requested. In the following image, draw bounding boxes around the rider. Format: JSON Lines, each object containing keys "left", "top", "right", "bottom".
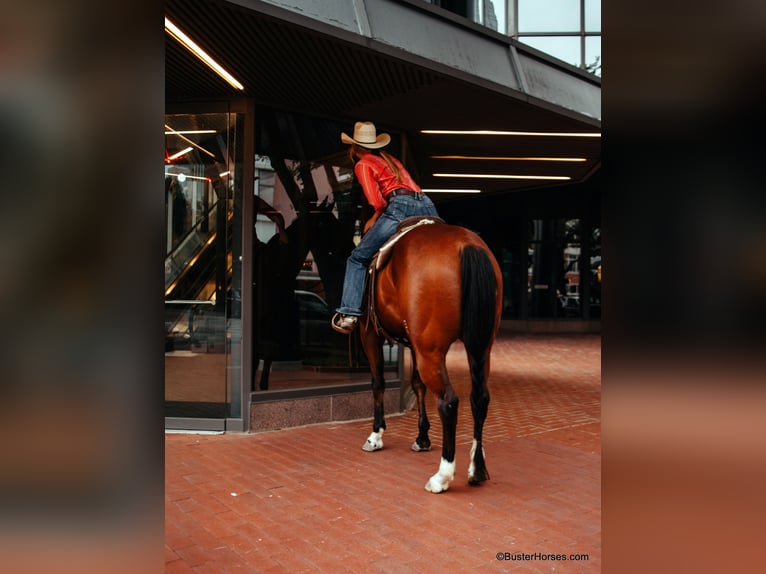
{"left": 331, "top": 121, "right": 440, "bottom": 334}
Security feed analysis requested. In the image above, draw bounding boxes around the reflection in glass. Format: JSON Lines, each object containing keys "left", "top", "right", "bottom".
{"left": 251, "top": 111, "right": 399, "bottom": 393}
{"left": 482, "top": 0, "right": 506, "bottom": 33}
{"left": 589, "top": 226, "right": 601, "bottom": 318}
{"left": 527, "top": 218, "right": 582, "bottom": 319}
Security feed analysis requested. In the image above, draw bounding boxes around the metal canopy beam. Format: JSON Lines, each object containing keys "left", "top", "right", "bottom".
{"left": 223, "top": 0, "right": 600, "bottom": 121}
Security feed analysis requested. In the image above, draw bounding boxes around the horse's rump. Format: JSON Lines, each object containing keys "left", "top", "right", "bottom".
{"left": 370, "top": 224, "right": 500, "bottom": 347}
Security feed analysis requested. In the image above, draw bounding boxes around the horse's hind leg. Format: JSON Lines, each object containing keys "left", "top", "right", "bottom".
{"left": 409, "top": 352, "right": 431, "bottom": 452}
{"left": 425, "top": 384, "right": 458, "bottom": 493}
{"left": 468, "top": 351, "right": 491, "bottom": 484}
{"left": 417, "top": 350, "right": 458, "bottom": 493}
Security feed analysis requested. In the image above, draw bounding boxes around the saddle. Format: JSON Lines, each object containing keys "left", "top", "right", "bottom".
{"left": 365, "top": 216, "right": 444, "bottom": 344}
{"left": 371, "top": 216, "right": 445, "bottom": 271}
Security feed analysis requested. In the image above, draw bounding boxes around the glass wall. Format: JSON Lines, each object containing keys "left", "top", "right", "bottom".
{"left": 162, "top": 106, "right": 599, "bottom": 420}
{"left": 427, "top": 0, "right": 602, "bottom": 75}
{"left": 517, "top": 0, "right": 601, "bottom": 75}
{"left": 438, "top": 187, "right": 601, "bottom": 323}
{"left": 519, "top": 215, "right": 600, "bottom": 320}
{"left": 164, "top": 111, "right": 244, "bottom": 428}
{"left": 251, "top": 109, "right": 399, "bottom": 393}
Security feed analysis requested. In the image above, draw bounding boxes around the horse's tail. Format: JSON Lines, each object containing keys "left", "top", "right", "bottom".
{"left": 460, "top": 245, "right": 499, "bottom": 360}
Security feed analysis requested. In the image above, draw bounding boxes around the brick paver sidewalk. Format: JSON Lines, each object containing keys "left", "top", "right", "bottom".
{"left": 166, "top": 334, "right": 600, "bottom": 573}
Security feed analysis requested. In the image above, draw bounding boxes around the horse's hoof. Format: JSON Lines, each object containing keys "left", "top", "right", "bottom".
{"left": 362, "top": 431, "right": 384, "bottom": 452}
{"left": 467, "top": 470, "right": 489, "bottom": 485}
{"left": 424, "top": 458, "right": 455, "bottom": 493}
{"left": 411, "top": 441, "right": 431, "bottom": 452}
{"left": 424, "top": 476, "right": 450, "bottom": 493}
{"left": 468, "top": 440, "right": 489, "bottom": 484}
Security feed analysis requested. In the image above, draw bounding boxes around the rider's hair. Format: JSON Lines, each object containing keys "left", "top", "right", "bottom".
{"left": 350, "top": 144, "right": 402, "bottom": 182}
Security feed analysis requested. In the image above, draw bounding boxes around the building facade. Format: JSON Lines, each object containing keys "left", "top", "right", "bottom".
{"left": 164, "top": 0, "right": 601, "bottom": 431}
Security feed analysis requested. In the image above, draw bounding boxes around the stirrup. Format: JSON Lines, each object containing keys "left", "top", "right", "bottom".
{"left": 331, "top": 312, "right": 358, "bottom": 334}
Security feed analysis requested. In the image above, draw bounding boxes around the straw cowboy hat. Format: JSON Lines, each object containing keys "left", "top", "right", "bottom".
{"left": 341, "top": 121, "right": 391, "bottom": 149}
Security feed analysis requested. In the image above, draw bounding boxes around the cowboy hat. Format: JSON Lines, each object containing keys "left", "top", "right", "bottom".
{"left": 341, "top": 121, "right": 391, "bottom": 149}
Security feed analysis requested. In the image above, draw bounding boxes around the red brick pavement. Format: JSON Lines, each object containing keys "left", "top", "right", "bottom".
{"left": 166, "top": 333, "right": 601, "bottom": 572}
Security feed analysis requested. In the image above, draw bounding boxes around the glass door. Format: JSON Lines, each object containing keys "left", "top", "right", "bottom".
{"left": 526, "top": 218, "right": 582, "bottom": 318}
{"left": 164, "top": 111, "right": 243, "bottom": 430}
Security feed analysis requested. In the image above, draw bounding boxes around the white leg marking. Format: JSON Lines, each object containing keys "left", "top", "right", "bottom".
{"left": 424, "top": 457, "right": 455, "bottom": 493}
{"left": 362, "top": 430, "right": 384, "bottom": 452}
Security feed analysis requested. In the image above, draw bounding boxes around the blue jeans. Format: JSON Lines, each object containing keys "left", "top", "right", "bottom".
{"left": 336, "top": 193, "right": 439, "bottom": 316}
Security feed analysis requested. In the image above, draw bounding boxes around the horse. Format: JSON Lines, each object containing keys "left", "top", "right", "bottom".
{"left": 358, "top": 220, "right": 502, "bottom": 493}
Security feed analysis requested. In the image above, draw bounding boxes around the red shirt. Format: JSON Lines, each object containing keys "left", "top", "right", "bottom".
{"left": 354, "top": 152, "right": 421, "bottom": 214}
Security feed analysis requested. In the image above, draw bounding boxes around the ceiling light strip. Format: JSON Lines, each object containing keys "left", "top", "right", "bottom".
{"left": 167, "top": 147, "right": 194, "bottom": 161}
{"left": 164, "top": 129, "right": 217, "bottom": 135}
{"left": 165, "top": 125, "right": 216, "bottom": 158}
{"left": 432, "top": 155, "right": 587, "bottom": 162}
{"left": 164, "top": 17, "right": 244, "bottom": 91}
{"left": 434, "top": 173, "right": 571, "bottom": 181}
{"left": 422, "top": 129, "right": 600, "bottom": 138}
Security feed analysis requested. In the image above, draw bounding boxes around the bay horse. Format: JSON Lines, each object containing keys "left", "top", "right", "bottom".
{"left": 358, "top": 220, "right": 502, "bottom": 493}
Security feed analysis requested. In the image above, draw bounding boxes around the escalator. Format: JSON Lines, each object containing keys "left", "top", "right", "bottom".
{"left": 164, "top": 196, "right": 235, "bottom": 422}
{"left": 164, "top": 198, "right": 234, "bottom": 352}
{"left": 165, "top": 180, "right": 220, "bottom": 292}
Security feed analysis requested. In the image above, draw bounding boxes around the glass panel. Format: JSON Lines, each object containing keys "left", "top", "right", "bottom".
{"left": 558, "top": 219, "right": 582, "bottom": 318}
{"left": 585, "top": 0, "right": 601, "bottom": 32}
{"left": 431, "top": 0, "right": 505, "bottom": 34}
{"left": 518, "top": 0, "right": 581, "bottom": 32}
{"left": 227, "top": 114, "right": 245, "bottom": 419}
{"left": 497, "top": 214, "right": 524, "bottom": 319}
{"left": 585, "top": 35, "right": 602, "bottom": 76}
{"left": 527, "top": 219, "right": 549, "bottom": 318}
{"left": 589, "top": 226, "right": 601, "bottom": 318}
{"left": 500, "top": 248, "right": 517, "bottom": 317}
{"left": 252, "top": 110, "right": 399, "bottom": 393}
{"left": 164, "top": 112, "right": 242, "bottom": 421}
{"left": 519, "top": 36, "right": 581, "bottom": 68}
{"left": 485, "top": 0, "right": 506, "bottom": 34}
{"left": 527, "top": 218, "right": 582, "bottom": 318}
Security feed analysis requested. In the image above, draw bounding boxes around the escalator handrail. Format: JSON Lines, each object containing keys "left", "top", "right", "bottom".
{"left": 165, "top": 200, "right": 220, "bottom": 260}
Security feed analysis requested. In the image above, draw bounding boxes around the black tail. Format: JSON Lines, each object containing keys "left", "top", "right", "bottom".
{"left": 460, "top": 245, "right": 499, "bottom": 360}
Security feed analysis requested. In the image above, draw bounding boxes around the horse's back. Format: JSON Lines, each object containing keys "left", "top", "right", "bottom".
{"left": 397, "top": 223, "right": 488, "bottom": 259}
